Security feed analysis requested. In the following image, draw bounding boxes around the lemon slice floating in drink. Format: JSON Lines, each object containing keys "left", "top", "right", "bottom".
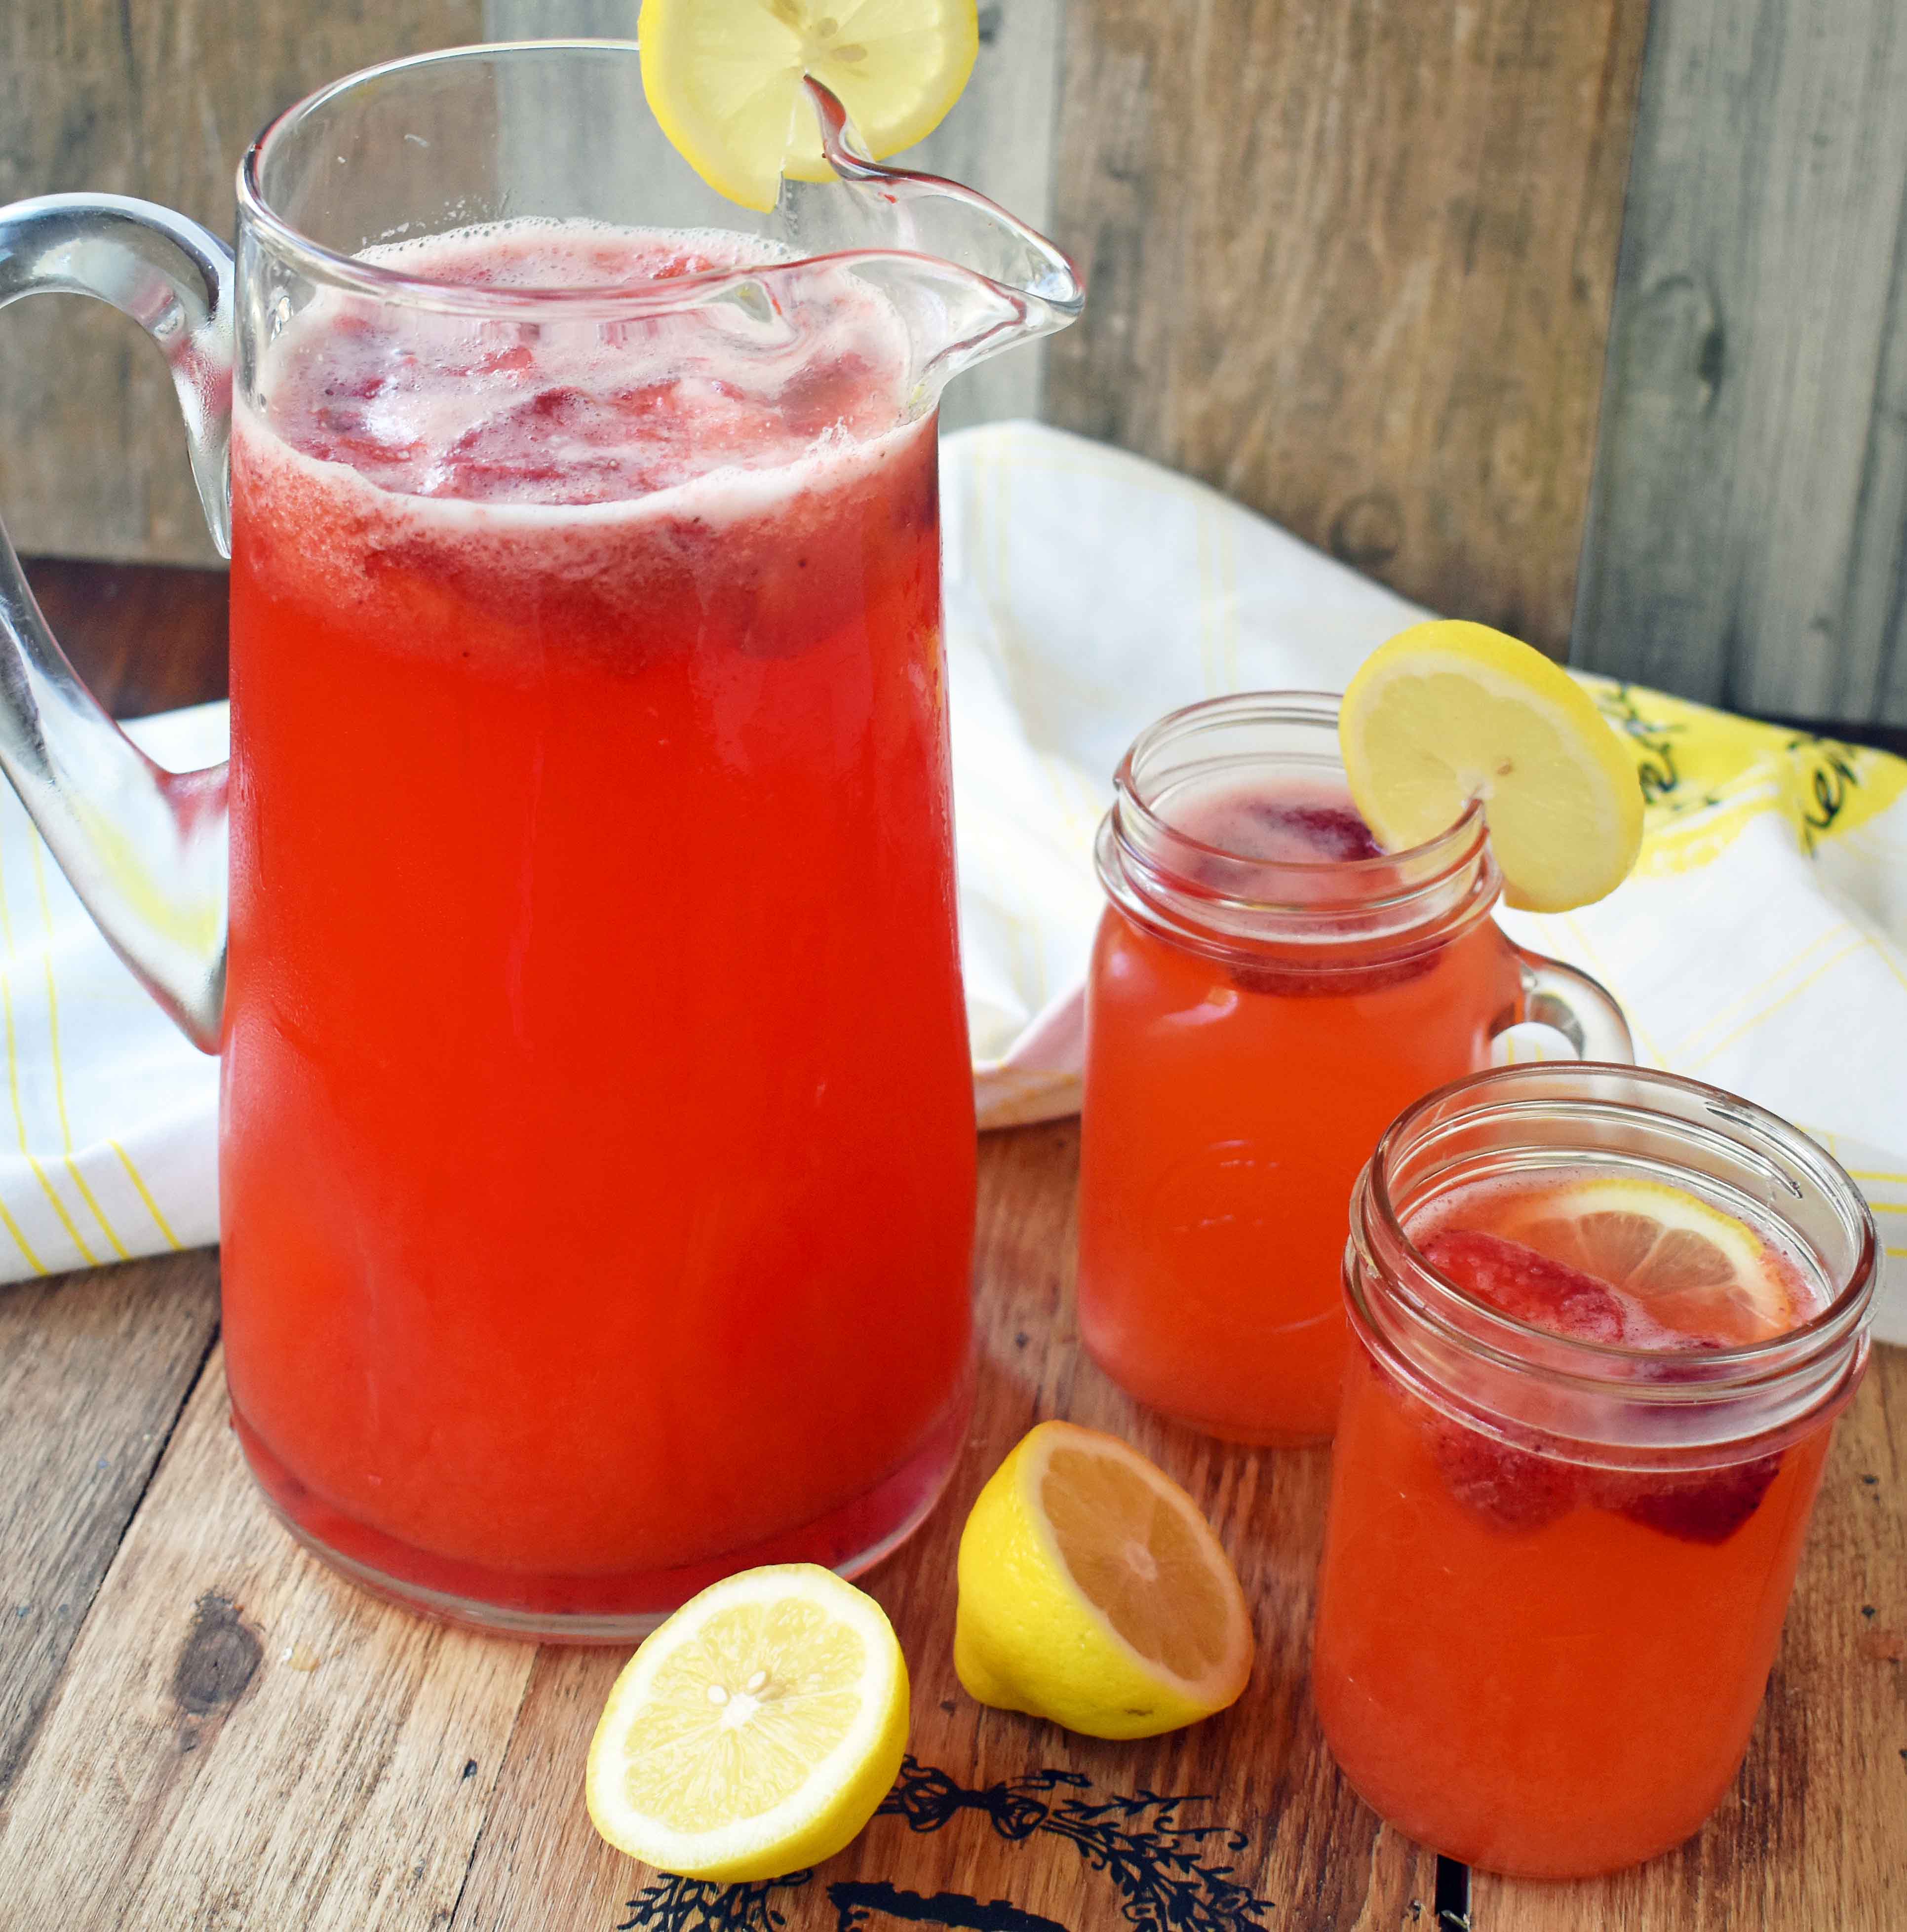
{"left": 955, "top": 1421, "right": 1254, "bottom": 1739}
{"left": 639, "top": 0, "right": 980, "bottom": 210}
{"left": 1339, "top": 619, "right": 1644, "bottom": 912}
{"left": 1495, "top": 1173, "right": 1800, "bottom": 1345}
{"left": 585, "top": 1564, "right": 909, "bottom": 1881}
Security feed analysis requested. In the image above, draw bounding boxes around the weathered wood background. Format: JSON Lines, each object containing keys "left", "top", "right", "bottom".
{"left": 3, "top": 0, "right": 1906, "bottom": 726}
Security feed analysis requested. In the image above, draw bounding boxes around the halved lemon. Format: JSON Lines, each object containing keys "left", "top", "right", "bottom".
{"left": 954, "top": 1421, "right": 1254, "bottom": 1739}
{"left": 1498, "top": 1174, "right": 1799, "bottom": 1344}
{"left": 1339, "top": 619, "right": 1644, "bottom": 912}
{"left": 639, "top": 0, "right": 980, "bottom": 211}
{"left": 585, "top": 1564, "right": 908, "bottom": 1881}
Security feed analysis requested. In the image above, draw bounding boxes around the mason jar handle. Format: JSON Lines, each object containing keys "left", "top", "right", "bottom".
{"left": 1509, "top": 946, "right": 1635, "bottom": 1063}
{"left": 0, "top": 193, "right": 234, "bottom": 1049}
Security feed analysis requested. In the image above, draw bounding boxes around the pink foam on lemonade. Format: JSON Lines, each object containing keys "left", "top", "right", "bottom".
{"left": 263, "top": 220, "right": 911, "bottom": 505}
{"left": 1170, "top": 777, "right": 1385, "bottom": 867}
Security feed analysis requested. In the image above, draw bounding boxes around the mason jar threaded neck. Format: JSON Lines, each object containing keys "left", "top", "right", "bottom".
{"left": 1346, "top": 1064, "right": 1878, "bottom": 1466}
{"left": 1093, "top": 691, "right": 1502, "bottom": 970}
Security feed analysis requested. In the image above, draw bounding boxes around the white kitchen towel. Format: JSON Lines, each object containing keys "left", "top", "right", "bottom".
{"left": 945, "top": 423, "right": 1907, "bottom": 1343}
{"left": 3, "top": 420, "right": 1903, "bottom": 1345}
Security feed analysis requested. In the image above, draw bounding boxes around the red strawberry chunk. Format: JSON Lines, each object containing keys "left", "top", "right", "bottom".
{"left": 1428, "top": 1418, "right": 1579, "bottom": 1533}
{"left": 1421, "top": 1230, "right": 1628, "bottom": 1345}
{"left": 1251, "top": 800, "right": 1384, "bottom": 862}
{"left": 1592, "top": 1455, "right": 1783, "bottom": 1545}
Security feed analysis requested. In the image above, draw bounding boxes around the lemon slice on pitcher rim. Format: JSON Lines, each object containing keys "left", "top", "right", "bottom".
{"left": 955, "top": 1421, "right": 1254, "bottom": 1739}
{"left": 1339, "top": 619, "right": 1644, "bottom": 913}
{"left": 1497, "top": 1174, "right": 1799, "bottom": 1344}
{"left": 585, "top": 1564, "right": 909, "bottom": 1882}
{"left": 639, "top": 0, "right": 980, "bottom": 211}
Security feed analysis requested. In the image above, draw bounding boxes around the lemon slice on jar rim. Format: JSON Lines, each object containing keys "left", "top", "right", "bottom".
{"left": 639, "top": 0, "right": 980, "bottom": 211}
{"left": 585, "top": 1563, "right": 909, "bottom": 1882}
{"left": 1339, "top": 619, "right": 1645, "bottom": 913}
{"left": 955, "top": 1421, "right": 1254, "bottom": 1739}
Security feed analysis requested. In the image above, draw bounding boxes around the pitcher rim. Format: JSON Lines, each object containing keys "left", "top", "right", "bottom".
{"left": 236, "top": 39, "right": 1002, "bottom": 321}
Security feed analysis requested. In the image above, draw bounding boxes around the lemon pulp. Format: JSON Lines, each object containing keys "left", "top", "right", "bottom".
{"left": 1339, "top": 619, "right": 1644, "bottom": 912}
{"left": 955, "top": 1421, "right": 1253, "bottom": 1739}
{"left": 640, "top": 0, "right": 980, "bottom": 210}
{"left": 586, "top": 1564, "right": 909, "bottom": 1881}
{"left": 1500, "top": 1175, "right": 1800, "bottom": 1344}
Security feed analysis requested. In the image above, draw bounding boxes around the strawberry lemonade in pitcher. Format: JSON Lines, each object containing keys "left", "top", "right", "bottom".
{"left": 222, "top": 220, "right": 982, "bottom": 1626}
{"left": 0, "top": 42, "right": 1081, "bottom": 1637}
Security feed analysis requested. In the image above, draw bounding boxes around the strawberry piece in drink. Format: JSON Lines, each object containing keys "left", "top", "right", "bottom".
{"left": 1592, "top": 1454, "right": 1784, "bottom": 1545}
{"left": 1420, "top": 1229, "right": 1628, "bottom": 1345}
{"left": 1419, "top": 1225, "right": 1785, "bottom": 1543}
{"left": 1410, "top": 1231, "right": 1629, "bottom": 1533}
{"left": 1427, "top": 1415, "right": 1579, "bottom": 1534}
{"left": 1245, "top": 800, "right": 1384, "bottom": 863}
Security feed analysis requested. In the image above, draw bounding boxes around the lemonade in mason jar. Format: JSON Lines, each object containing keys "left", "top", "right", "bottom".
{"left": 1313, "top": 1064, "right": 1877, "bottom": 1877}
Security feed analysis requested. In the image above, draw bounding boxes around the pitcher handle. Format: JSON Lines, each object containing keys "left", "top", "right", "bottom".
{"left": 0, "top": 194, "right": 234, "bottom": 1051}
{"left": 1507, "top": 945, "right": 1635, "bottom": 1064}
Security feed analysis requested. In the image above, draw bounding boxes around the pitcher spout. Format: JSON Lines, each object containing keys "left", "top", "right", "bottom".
{"left": 798, "top": 79, "right": 1084, "bottom": 392}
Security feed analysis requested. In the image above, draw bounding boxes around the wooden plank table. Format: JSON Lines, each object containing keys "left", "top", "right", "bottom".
{"left": 0, "top": 559, "right": 1902, "bottom": 1932}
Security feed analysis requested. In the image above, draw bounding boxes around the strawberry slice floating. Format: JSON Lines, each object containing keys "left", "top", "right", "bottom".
{"left": 1593, "top": 1456, "right": 1785, "bottom": 1546}
{"left": 1412, "top": 1227, "right": 1788, "bottom": 1542}
{"left": 1420, "top": 1229, "right": 1629, "bottom": 1346}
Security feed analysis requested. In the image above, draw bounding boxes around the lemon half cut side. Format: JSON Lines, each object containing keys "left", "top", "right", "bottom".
{"left": 1339, "top": 619, "right": 1645, "bottom": 913}
{"left": 639, "top": 0, "right": 981, "bottom": 211}
{"left": 585, "top": 1564, "right": 909, "bottom": 1882}
{"left": 955, "top": 1421, "right": 1254, "bottom": 1740}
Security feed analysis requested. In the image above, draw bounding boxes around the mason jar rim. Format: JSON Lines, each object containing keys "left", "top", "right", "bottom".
{"left": 1095, "top": 689, "right": 1504, "bottom": 966}
{"left": 1111, "top": 689, "right": 1489, "bottom": 882}
{"left": 1346, "top": 1062, "right": 1878, "bottom": 1460}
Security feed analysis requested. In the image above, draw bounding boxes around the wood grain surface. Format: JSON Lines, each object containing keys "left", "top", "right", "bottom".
{"left": 1571, "top": 0, "right": 1907, "bottom": 727}
{"left": 0, "top": 1345, "right": 536, "bottom": 1932}
{"left": 1044, "top": 0, "right": 1650, "bottom": 658}
{"left": 0, "top": 1104, "right": 1899, "bottom": 1928}
{"left": 21, "top": 557, "right": 230, "bottom": 714}
{"left": 0, "top": 1252, "right": 219, "bottom": 1797}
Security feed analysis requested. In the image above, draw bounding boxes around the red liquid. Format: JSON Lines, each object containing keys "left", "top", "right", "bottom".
{"left": 1314, "top": 1172, "right": 1835, "bottom": 1875}
{"left": 1077, "top": 782, "right": 1522, "bottom": 1443}
{"left": 222, "top": 224, "right": 975, "bottom": 1626}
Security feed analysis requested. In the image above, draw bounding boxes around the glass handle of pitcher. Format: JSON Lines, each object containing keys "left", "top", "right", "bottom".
{"left": 0, "top": 194, "right": 235, "bottom": 1050}
{"left": 1509, "top": 946, "right": 1635, "bottom": 1064}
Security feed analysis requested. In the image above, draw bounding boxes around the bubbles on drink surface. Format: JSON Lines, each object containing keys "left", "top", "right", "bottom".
{"left": 1154, "top": 775, "right": 1386, "bottom": 867}
{"left": 234, "top": 219, "right": 938, "bottom": 641}
{"left": 1173, "top": 780, "right": 1386, "bottom": 866}
{"left": 1408, "top": 1168, "right": 1826, "bottom": 1348}
{"left": 259, "top": 218, "right": 917, "bottom": 505}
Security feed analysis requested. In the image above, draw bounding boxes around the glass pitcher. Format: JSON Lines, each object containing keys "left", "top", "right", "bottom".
{"left": 0, "top": 40, "right": 1082, "bottom": 1639}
